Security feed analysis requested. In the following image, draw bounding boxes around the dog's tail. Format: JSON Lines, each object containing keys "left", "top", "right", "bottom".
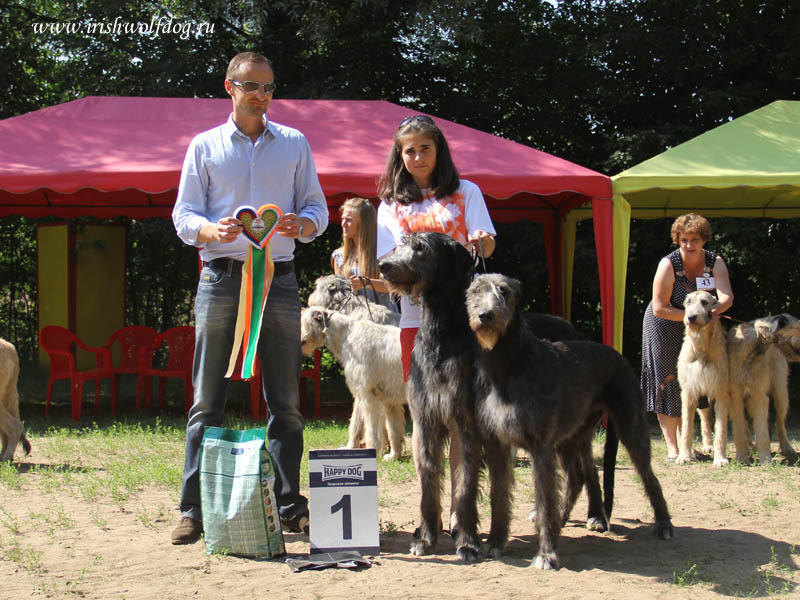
{"left": 20, "top": 432, "right": 31, "bottom": 456}
{"left": 602, "top": 419, "right": 619, "bottom": 520}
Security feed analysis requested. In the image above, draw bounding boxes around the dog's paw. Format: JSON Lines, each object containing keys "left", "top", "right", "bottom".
{"left": 456, "top": 544, "right": 482, "bottom": 563}
{"left": 531, "top": 552, "right": 559, "bottom": 570}
{"left": 409, "top": 540, "right": 432, "bottom": 556}
{"left": 586, "top": 516, "right": 609, "bottom": 532}
{"left": 656, "top": 521, "right": 675, "bottom": 540}
{"left": 712, "top": 456, "right": 729, "bottom": 467}
{"left": 527, "top": 508, "right": 537, "bottom": 522}
{"left": 734, "top": 453, "right": 751, "bottom": 465}
{"left": 481, "top": 542, "right": 504, "bottom": 560}
{"left": 382, "top": 452, "right": 398, "bottom": 461}
{"left": 757, "top": 453, "right": 772, "bottom": 466}
{"left": 701, "top": 444, "right": 714, "bottom": 455}
{"left": 482, "top": 535, "right": 507, "bottom": 559}
{"left": 674, "top": 454, "right": 693, "bottom": 465}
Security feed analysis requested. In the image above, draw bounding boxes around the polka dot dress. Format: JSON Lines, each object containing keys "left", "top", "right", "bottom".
{"left": 641, "top": 248, "right": 717, "bottom": 416}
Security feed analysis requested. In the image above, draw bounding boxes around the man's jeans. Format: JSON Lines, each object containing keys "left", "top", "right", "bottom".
{"left": 179, "top": 262, "right": 307, "bottom": 522}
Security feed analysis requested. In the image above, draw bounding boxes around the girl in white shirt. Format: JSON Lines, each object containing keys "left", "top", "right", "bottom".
{"left": 376, "top": 114, "right": 496, "bottom": 536}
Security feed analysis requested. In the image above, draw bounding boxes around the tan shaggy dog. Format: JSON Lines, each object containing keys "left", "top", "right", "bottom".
{"left": 0, "top": 338, "right": 31, "bottom": 462}
{"left": 727, "top": 313, "right": 800, "bottom": 465}
{"left": 300, "top": 308, "right": 406, "bottom": 460}
{"left": 676, "top": 291, "right": 733, "bottom": 466}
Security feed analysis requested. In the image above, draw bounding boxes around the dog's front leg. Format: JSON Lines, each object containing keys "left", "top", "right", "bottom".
{"left": 697, "top": 406, "right": 714, "bottom": 456}
{"left": 712, "top": 392, "right": 730, "bottom": 466}
{"left": 531, "top": 446, "right": 561, "bottom": 570}
{"left": 676, "top": 393, "right": 698, "bottom": 464}
{"left": 452, "top": 424, "right": 483, "bottom": 563}
{"left": 410, "top": 416, "right": 445, "bottom": 556}
{"left": 484, "top": 436, "right": 513, "bottom": 559}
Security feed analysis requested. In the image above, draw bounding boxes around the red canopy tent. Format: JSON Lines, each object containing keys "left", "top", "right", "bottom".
{"left": 0, "top": 96, "right": 617, "bottom": 344}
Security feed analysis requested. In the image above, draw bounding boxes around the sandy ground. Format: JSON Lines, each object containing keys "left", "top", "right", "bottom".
{"left": 1, "top": 432, "right": 799, "bottom": 600}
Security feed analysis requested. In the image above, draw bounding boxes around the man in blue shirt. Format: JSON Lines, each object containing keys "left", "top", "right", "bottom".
{"left": 171, "top": 51, "right": 328, "bottom": 545}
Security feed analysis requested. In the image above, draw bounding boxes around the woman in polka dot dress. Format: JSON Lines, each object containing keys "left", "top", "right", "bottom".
{"left": 641, "top": 214, "right": 733, "bottom": 462}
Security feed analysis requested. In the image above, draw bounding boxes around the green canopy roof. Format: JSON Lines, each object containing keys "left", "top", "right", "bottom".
{"left": 612, "top": 100, "right": 800, "bottom": 218}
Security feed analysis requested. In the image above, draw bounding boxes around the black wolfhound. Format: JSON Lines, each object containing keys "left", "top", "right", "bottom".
{"left": 379, "top": 232, "right": 485, "bottom": 560}
{"left": 378, "top": 232, "right": 603, "bottom": 563}
{"left": 466, "top": 273, "right": 674, "bottom": 570}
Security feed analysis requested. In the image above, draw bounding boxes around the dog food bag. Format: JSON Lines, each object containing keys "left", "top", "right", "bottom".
{"left": 200, "top": 427, "right": 285, "bottom": 558}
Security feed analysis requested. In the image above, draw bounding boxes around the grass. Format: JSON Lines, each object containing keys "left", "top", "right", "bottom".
{"left": 7, "top": 412, "right": 420, "bottom": 511}
{"left": 672, "top": 560, "right": 702, "bottom": 586}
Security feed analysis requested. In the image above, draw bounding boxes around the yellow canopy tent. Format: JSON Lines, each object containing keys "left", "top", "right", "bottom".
{"left": 606, "top": 100, "right": 800, "bottom": 351}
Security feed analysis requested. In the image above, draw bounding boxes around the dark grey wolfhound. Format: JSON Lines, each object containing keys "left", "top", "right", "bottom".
{"left": 379, "top": 232, "right": 484, "bottom": 560}
{"left": 378, "top": 232, "right": 599, "bottom": 562}
{"left": 466, "top": 273, "right": 674, "bottom": 569}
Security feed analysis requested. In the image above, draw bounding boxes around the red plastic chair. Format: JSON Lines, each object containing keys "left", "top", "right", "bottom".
{"left": 40, "top": 325, "right": 116, "bottom": 421}
{"left": 300, "top": 349, "right": 322, "bottom": 418}
{"left": 136, "top": 326, "right": 195, "bottom": 414}
{"left": 104, "top": 325, "right": 159, "bottom": 415}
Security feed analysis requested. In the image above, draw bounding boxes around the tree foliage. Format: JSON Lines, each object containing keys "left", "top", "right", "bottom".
{"left": 2, "top": 0, "right": 800, "bottom": 372}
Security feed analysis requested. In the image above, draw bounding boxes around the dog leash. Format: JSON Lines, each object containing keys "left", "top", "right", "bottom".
{"left": 341, "top": 277, "right": 376, "bottom": 322}
{"left": 472, "top": 238, "right": 488, "bottom": 273}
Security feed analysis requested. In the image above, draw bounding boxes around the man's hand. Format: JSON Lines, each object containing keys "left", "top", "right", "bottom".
{"left": 198, "top": 217, "right": 242, "bottom": 244}
{"left": 277, "top": 213, "right": 315, "bottom": 239}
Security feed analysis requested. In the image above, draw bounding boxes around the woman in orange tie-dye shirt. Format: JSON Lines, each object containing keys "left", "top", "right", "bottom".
{"left": 376, "top": 115, "right": 496, "bottom": 536}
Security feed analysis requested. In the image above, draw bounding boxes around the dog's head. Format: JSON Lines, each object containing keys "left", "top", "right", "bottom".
{"left": 683, "top": 290, "right": 718, "bottom": 329}
{"left": 300, "top": 307, "right": 331, "bottom": 356}
{"left": 465, "top": 273, "right": 521, "bottom": 350}
{"left": 307, "top": 274, "right": 351, "bottom": 311}
{"left": 378, "top": 232, "right": 474, "bottom": 298}
{"left": 753, "top": 313, "right": 800, "bottom": 362}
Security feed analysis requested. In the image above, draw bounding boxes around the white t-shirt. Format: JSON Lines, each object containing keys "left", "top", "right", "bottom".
{"left": 377, "top": 179, "right": 496, "bottom": 329}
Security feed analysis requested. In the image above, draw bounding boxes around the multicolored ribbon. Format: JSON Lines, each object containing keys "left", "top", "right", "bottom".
{"left": 226, "top": 204, "right": 282, "bottom": 380}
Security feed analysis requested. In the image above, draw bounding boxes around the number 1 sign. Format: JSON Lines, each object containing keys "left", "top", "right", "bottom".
{"left": 308, "top": 449, "right": 379, "bottom": 555}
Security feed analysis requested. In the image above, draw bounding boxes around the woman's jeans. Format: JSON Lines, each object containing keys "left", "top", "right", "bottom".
{"left": 179, "top": 262, "right": 307, "bottom": 522}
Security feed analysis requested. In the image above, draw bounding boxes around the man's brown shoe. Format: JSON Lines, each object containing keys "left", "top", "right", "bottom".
{"left": 171, "top": 517, "right": 203, "bottom": 545}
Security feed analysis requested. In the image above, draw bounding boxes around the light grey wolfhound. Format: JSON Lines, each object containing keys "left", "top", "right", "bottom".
{"left": 300, "top": 307, "right": 406, "bottom": 460}
{"left": 307, "top": 274, "right": 399, "bottom": 325}
{"left": 307, "top": 274, "right": 400, "bottom": 448}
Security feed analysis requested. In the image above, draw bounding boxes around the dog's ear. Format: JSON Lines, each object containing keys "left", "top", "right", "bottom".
{"left": 312, "top": 309, "right": 324, "bottom": 323}
{"left": 771, "top": 314, "right": 789, "bottom": 334}
{"left": 510, "top": 277, "right": 522, "bottom": 300}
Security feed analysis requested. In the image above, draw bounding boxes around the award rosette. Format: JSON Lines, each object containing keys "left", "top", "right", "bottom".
{"left": 226, "top": 204, "right": 282, "bottom": 380}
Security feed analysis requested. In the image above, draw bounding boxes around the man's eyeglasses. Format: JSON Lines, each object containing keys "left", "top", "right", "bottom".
{"left": 398, "top": 115, "right": 435, "bottom": 129}
{"left": 229, "top": 80, "right": 277, "bottom": 95}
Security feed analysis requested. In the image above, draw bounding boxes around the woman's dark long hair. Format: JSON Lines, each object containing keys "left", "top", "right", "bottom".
{"left": 377, "top": 116, "right": 460, "bottom": 205}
